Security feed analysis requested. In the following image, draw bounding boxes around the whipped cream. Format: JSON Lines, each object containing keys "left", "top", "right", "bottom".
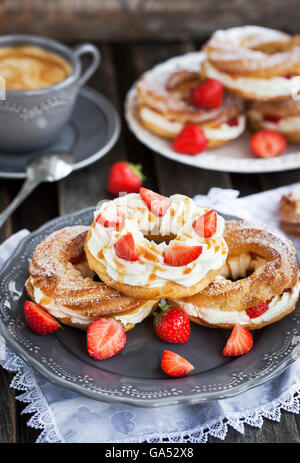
{"left": 203, "top": 61, "right": 299, "bottom": 99}
{"left": 176, "top": 281, "right": 300, "bottom": 326}
{"left": 140, "top": 106, "right": 245, "bottom": 140}
{"left": 248, "top": 110, "right": 300, "bottom": 133}
{"left": 87, "top": 193, "right": 228, "bottom": 288}
{"left": 31, "top": 280, "right": 153, "bottom": 328}
{"left": 221, "top": 252, "right": 266, "bottom": 280}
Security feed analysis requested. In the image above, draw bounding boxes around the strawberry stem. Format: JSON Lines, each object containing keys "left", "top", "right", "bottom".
{"left": 153, "top": 302, "right": 172, "bottom": 325}
{"left": 129, "top": 163, "right": 145, "bottom": 182}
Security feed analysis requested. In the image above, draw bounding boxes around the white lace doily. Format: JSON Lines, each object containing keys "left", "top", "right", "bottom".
{"left": 1, "top": 341, "right": 300, "bottom": 443}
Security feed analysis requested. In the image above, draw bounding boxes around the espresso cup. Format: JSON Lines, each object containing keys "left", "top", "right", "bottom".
{"left": 0, "top": 34, "right": 101, "bottom": 152}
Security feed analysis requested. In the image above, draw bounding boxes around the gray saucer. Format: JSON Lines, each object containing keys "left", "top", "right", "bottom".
{"left": 0, "top": 208, "right": 300, "bottom": 407}
{"left": 0, "top": 87, "right": 120, "bottom": 179}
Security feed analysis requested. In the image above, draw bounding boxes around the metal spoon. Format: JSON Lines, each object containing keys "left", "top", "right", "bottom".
{"left": 0, "top": 152, "right": 74, "bottom": 228}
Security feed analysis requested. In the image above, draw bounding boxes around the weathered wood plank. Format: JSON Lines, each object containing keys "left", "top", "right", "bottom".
{"left": 0, "top": 370, "right": 16, "bottom": 443}
{"left": 0, "top": 0, "right": 300, "bottom": 40}
{"left": 228, "top": 173, "right": 263, "bottom": 197}
{"left": 0, "top": 180, "right": 18, "bottom": 443}
{"left": 259, "top": 169, "right": 300, "bottom": 191}
{"left": 9, "top": 181, "right": 58, "bottom": 234}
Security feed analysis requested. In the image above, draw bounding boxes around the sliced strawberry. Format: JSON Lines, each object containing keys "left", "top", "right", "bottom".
{"left": 284, "top": 74, "right": 293, "bottom": 79}
{"left": 173, "top": 124, "right": 207, "bottom": 155}
{"left": 87, "top": 318, "right": 126, "bottom": 360}
{"left": 245, "top": 301, "right": 269, "bottom": 319}
{"left": 96, "top": 204, "right": 125, "bottom": 229}
{"left": 192, "top": 210, "right": 217, "bottom": 238}
{"left": 161, "top": 349, "right": 194, "bottom": 377}
{"left": 163, "top": 245, "right": 202, "bottom": 267}
{"left": 190, "top": 79, "right": 223, "bottom": 109}
{"left": 222, "top": 324, "right": 253, "bottom": 357}
{"left": 227, "top": 117, "right": 239, "bottom": 127}
{"left": 69, "top": 251, "right": 86, "bottom": 265}
{"left": 250, "top": 130, "right": 287, "bottom": 158}
{"left": 24, "top": 301, "right": 60, "bottom": 335}
{"left": 114, "top": 232, "right": 139, "bottom": 261}
{"left": 283, "top": 287, "right": 292, "bottom": 293}
{"left": 263, "top": 114, "right": 281, "bottom": 124}
{"left": 139, "top": 187, "right": 170, "bottom": 217}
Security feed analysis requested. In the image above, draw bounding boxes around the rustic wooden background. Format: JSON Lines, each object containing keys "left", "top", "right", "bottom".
{"left": 1, "top": 0, "right": 300, "bottom": 40}
{"left": 1, "top": 0, "right": 300, "bottom": 444}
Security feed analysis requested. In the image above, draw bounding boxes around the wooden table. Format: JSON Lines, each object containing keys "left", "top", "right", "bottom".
{"left": 1, "top": 40, "right": 300, "bottom": 444}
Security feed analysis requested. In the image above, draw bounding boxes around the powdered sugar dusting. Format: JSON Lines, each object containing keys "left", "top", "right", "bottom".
{"left": 181, "top": 220, "right": 299, "bottom": 311}
{"left": 206, "top": 26, "right": 300, "bottom": 73}
{"left": 27, "top": 226, "right": 146, "bottom": 316}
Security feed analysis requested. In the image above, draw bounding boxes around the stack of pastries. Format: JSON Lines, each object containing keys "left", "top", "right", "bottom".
{"left": 135, "top": 25, "right": 300, "bottom": 152}
{"left": 26, "top": 188, "right": 300, "bottom": 335}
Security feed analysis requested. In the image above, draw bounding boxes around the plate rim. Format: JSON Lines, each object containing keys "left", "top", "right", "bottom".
{"left": 0, "top": 86, "right": 121, "bottom": 179}
{"left": 1, "top": 207, "right": 300, "bottom": 407}
{"left": 125, "top": 51, "right": 300, "bottom": 174}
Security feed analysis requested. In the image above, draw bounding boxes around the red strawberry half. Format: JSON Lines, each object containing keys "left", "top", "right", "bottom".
{"left": 163, "top": 244, "right": 202, "bottom": 267}
{"left": 87, "top": 318, "right": 126, "bottom": 360}
{"left": 173, "top": 124, "right": 207, "bottom": 155}
{"left": 108, "top": 161, "right": 144, "bottom": 195}
{"left": 114, "top": 232, "right": 139, "bottom": 261}
{"left": 24, "top": 301, "right": 60, "bottom": 335}
{"left": 190, "top": 79, "right": 223, "bottom": 109}
{"left": 139, "top": 187, "right": 170, "bottom": 217}
{"left": 222, "top": 324, "right": 253, "bottom": 357}
{"left": 96, "top": 204, "right": 125, "bottom": 229}
{"left": 161, "top": 349, "right": 194, "bottom": 377}
{"left": 193, "top": 210, "right": 217, "bottom": 238}
{"left": 154, "top": 303, "right": 191, "bottom": 344}
{"left": 245, "top": 301, "right": 269, "bottom": 319}
{"left": 250, "top": 130, "right": 286, "bottom": 158}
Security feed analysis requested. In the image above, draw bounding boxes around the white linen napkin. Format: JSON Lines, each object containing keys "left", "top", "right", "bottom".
{"left": 1, "top": 185, "right": 300, "bottom": 443}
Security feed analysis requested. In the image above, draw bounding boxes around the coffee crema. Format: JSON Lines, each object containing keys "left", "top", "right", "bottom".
{"left": 0, "top": 45, "right": 72, "bottom": 90}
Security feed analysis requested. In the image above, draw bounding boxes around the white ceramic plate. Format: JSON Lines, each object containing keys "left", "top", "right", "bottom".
{"left": 125, "top": 51, "right": 300, "bottom": 173}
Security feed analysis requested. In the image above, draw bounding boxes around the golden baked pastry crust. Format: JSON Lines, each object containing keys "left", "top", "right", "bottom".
{"left": 203, "top": 27, "right": 300, "bottom": 77}
{"left": 173, "top": 220, "right": 299, "bottom": 329}
{"left": 179, "top": 220, "right": 298, "bottom": 310}
{"left": 279, "top": 191, "right": 300, "bottom": 236}
{"left": 26, "top": 226, "right": 156, "bottom": 330}
{"left": 136, "top": 68, "right": 245, "bottom": 143}
{"left": 248, "top": 98, "right": 300, "bottom": 142}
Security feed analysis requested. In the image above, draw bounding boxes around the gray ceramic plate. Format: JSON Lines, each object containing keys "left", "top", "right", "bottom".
{"left": 1, "top": 208, "right": 300, "bottom": 407}
{"left": 0, "top": 87, "right": 120, "bottom": 179}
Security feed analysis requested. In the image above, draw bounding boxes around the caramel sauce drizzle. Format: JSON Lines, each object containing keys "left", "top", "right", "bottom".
{"left": 40, "top": 297, "right": 51, "bottom": 306}
{"left": 97, "top": 250, "right": 104, "bottom": 260}
{"left": 183, "top": 267, "right": 192, "bottom": 275}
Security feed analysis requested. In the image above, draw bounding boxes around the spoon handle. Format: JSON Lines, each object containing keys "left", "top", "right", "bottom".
{"left": 0, "top": 176, "right": 40, "bottom": 228}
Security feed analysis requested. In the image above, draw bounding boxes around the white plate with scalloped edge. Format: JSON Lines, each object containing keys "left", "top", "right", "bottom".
{"left": 125, "top": 51, "right": 300, "bottom": 174}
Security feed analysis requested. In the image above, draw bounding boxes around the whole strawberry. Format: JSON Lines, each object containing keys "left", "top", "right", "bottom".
{"left": 154, "top": 303, "right": 191, "bottom": 343}
{"left": 108, "top": 161, "right": 144, "bottom": 195}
